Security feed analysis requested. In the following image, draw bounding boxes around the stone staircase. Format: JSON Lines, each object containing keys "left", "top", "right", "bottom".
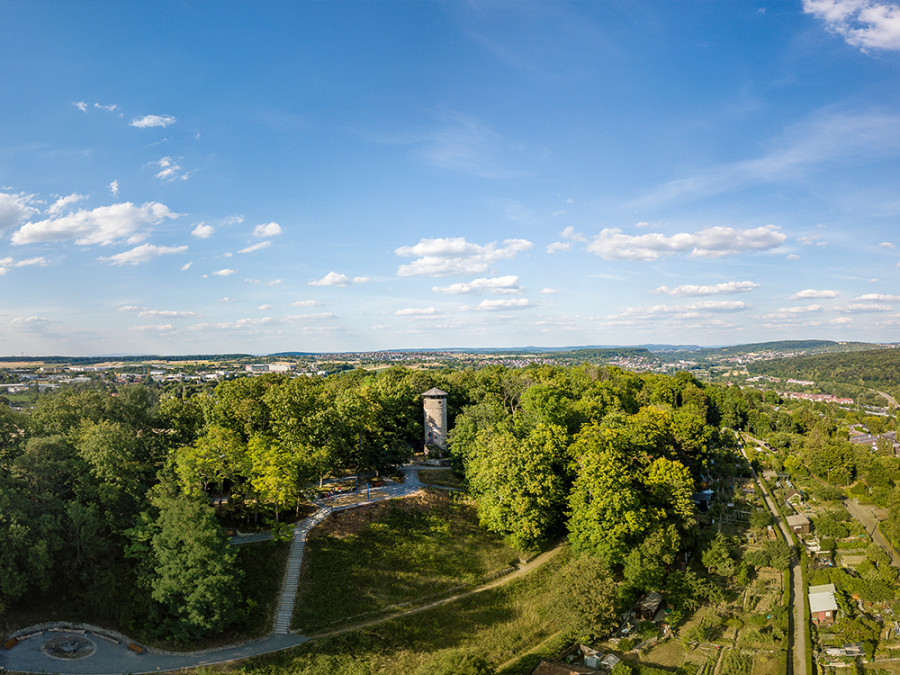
{"left": 273, "top": 508, "right": 328, "bottom": 635}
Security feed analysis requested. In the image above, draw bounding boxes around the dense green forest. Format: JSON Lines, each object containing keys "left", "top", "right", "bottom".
{"left": 0, "top": 364, "right": 821, "bottom": 648}
{"left": 747, "top": 347, "right": 900, "bottom": 399}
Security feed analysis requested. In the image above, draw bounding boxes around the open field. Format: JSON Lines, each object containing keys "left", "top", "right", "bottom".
{"left": 202, "top": 546, "right": 571, "bottom": 675}
{"left": 292, "top": 492, "right": 523, "bottom": 633}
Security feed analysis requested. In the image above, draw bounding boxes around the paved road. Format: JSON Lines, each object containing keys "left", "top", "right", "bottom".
{"left": 742, "top": 440, "right": 806, "bottom": 675}
{"left": 1, "top": 464, "right": 430, "bottom": 675}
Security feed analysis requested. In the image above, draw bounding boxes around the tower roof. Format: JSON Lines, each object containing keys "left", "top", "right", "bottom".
{"left": 421, "top": 387, "right": 448, "bottom": 397}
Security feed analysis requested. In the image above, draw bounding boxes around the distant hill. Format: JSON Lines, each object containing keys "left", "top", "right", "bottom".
{"left": 747, "top": 346, "right": 900, "bottom": 397}
{"left": 656, "top": 340, "right": 878, "bottom": 362}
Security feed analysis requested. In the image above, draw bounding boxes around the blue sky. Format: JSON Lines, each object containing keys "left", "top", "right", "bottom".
{"left": 2, "top": 1, "right": 900, "bottom": 355}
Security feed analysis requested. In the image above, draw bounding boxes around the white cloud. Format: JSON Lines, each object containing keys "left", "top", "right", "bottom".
{"left": 74, "top": 101, "right": 88, "bottom": 112}
{"left": 880, "top": 241, "right": 895, "bottom": 248}
{"left": 432, "top": 275, "right": 522, "bottom": 295}
{"left": 155, "top": 156, "right": 190, "bottom": 182}
{"left": 395, "top": 307, "right": 440, "bottom": 316}
{"left": 856, "top": 293, "right": 900, "bottom": 301}
{"left": 468, "top": 298, "right": 532, "bottom": 311}
{"left": 130, "top": 114, "right": 176, "bottom": 128}
{"left": 762, "top": 305, "right": 824, "bottom": 320}
{"left": 790, "top": 289, "right": 839, "bottom": 299}
{"left": 14, "top": 256, "right": 47, "bottom": 267}
{"left": 238, "top": 241, "right": 271, "bottom": 254}
{"left": 799, "top": 234, "right": 828, "bottom": 246}
{"left": 613, "top": 300, "right": 750, "bottom": 320}
{"left": 129, "top": 324, "right": 174, "bottom": 332}
{"left": 99, "top": 243, "right": 188, "bottom": 265}
{"left": 560, "top": 226, "right": 587, "bottom": 242}
{"left": 309, "top": 271, "right": 368, "bottom": 287}
{"left": 803, "top": 0, "right": 900, "bottom": 51}
{"left": 831, "top": 316, "right": 855, "bottom": 325}
{"left": 586, "top": 225, "right": 786, "bottom": 261}
{"left": 138, "top": 309, "right": 197, "bottom": 318}
{"left": 253, "top": 222, "right": 282, "bottom": 237}
{"left": 546, "top": 241, "right": 572, "bottom": 254}
{"left": 191, "top": 223, "right": 214, "bottom": 239}
{"left": 12, "top": 201, "right": 177, "bottom": 246}
{"left": 654, "top": 281, "right": 760, "bottom": 296}
{"left": 47, "top": 193, "right": 86, "bottom": 216}
{"left": 291, "top": 300, "right": 321, "bottom": 307}
{"left": 221, "top": 297, "right": 234, "bottom": 302}
{"left": 540, "top": 288, "right": 559, "bottom": 294}
{"left": 244, "top": 278, "right": 282, "bottom": 286}
{"left": 94, "top": 103, "right": 117, "bottom": 112}
{"left": 396, "top": 237, "right": 533, "bottom": 277}
{"left": 0, "top": 192, "right": 38, "bottom": 232}
{"left": 213, "top": 268, "right": 236, "bottom": 277}
{"left": 787, "top": 254, "right": 800, "bottom": 260}
{"left": 283, "top": 313, "right": 336, "bottom": 322}
{"left": 258, "top": 305, "right": 272, "bottom": 311}
{"left": 222, "top": 215, "right": 244, "bottom": 226}
{"left": 836, "top": 302, "right": 892, "bottom": 312}
{"left": 109, "top": 180, "right": 119, "bottom": 196}
{"left": 181, "top": 262, "right": 193, "bottom": 271}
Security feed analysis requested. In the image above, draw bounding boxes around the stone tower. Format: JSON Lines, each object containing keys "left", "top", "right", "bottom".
{"left": 421, "top": 387, "right": 448, "bottom": 453}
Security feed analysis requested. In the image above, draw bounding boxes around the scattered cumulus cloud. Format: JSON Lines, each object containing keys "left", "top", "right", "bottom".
{"left": 856, "top": 293, "right": 900, "bottom": 301}
{"left": 396, "top": 237, "right": 532, "bottom": 277}
{"left": 12, "top": 201, "right": 177, "bottom": 246}
{"left": 432, "top": 275, "right": 522, "bottom": 294}
{"left": 836, "top": 302, "right": 892, "bottom": 312}
{"left": 253, "top": 222, "right": 282, "bottom": 237}
{"left": 803, "top": 0, "right": 900, "bottom": 51}
{"left": 395, "top": 307, "right": 440, "bottom": 316}
{"left": 547, "top": 242, "right": 572, "bottom": 253}
{"left": 309, "top": 271, "right": 369, "bottom": 287}
{"left": 0, "top": 192, "right": 38, "bottom": 232}
{"left": 467, "top": 298, "right": 532, "bottom": 311}
{"left": 191, "top": 223, "right": 214, "bottom": 239}
{"left": 653, "top": 280, "right": 760, "bottom": 296}
{"left": 137, "top": 309, "right": 197, "bottom": 318}
{"left": 613, "top": 300, "right": 750, "bottom": 320}
{"left": 586, "top": 225, "right": 786, "bottom": 261}
{"left": 540, "top": 288, "right": 559, "bottom": 294}
{"left": 243, "top": 278, "right": 282, "bottom": 286}
{"left": 109, "top": 180, "right": 119, "bottom": 196}
{"left": 155, "top": 156, "right": 190, "bottom": 182}
{"left": 130, "top": 114, "right": 176, "bottom": 128}
{"left": 213, "top": 268, "right": 236, "bottom": 277}
{"left": 762, "top": 305, "right": 824, "bottom": 320}
{"left": 99, "top": 243, "right": 188, "bottom": 265}
{"left": 74, "top": 101, "right": 88, "bottom": 113}
{"left": 129, "top": 324, "right": 174, "bottom": 332}
{"left": 258, "top": 305, "right": 272, "bottom": 311}
{"left": 0, "top": 255, "right": 47, "bottom": 275}
{"left": 879, "top": 241, "right": 895, "bottom": 248}
{"left": 291, "top": 300, "right": 321, "bottom": 308}
{"left": 47, "top": 193, "right": 87, "bottom": 216}
{"left": 181, "top": 262, "right": 192, "bottom": 271}
{"left": 790, "top": 289, "right": 839, "bottom": 299}
{"left": 799, "top": 234, "right": 828, "bottom": 246}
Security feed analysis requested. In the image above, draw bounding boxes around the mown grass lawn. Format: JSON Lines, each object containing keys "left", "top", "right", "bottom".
{"left": 292, "top": 492, "right": 523, "bottom": 633}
